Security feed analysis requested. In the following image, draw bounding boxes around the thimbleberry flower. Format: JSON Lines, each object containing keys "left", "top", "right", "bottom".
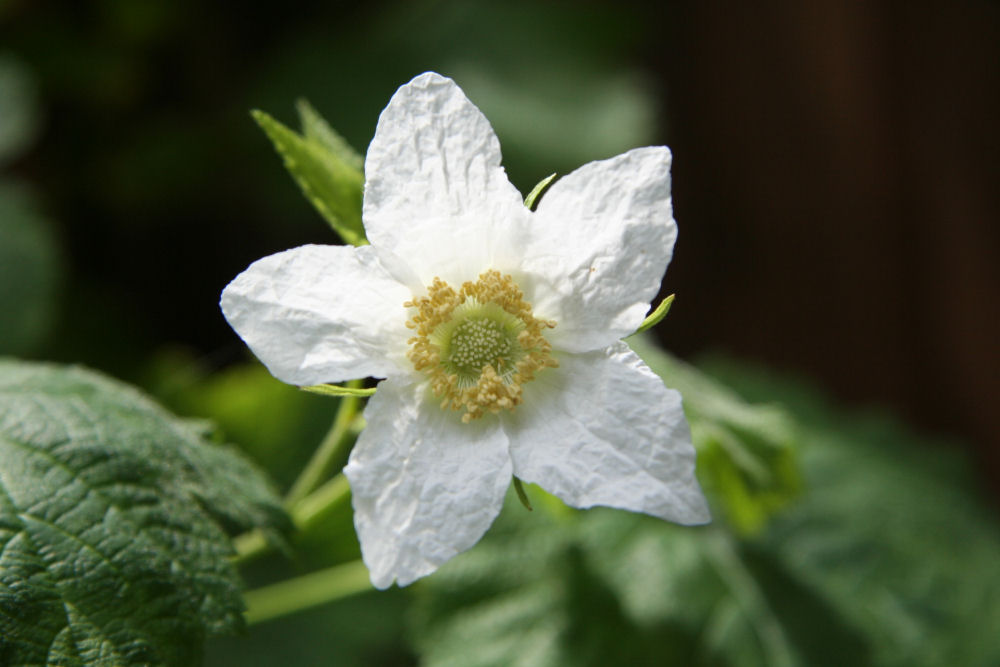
{"left": 222, "top": 72, "right": 709, "bottom": 588}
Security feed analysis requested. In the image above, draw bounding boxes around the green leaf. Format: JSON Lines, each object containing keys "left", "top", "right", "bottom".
{"left": 0, "top": 184, "right": 61, "bottom": 355}
{"left": 0, "top": 360, "right": 290, "bottom": 666}
{"left": 295, "top": 99, "right": 363, "bottom": 173}
{"left": 251, "top": 108, "right": 366, "bottom": 246}
{"left": 629, "top": 336, "right": 801, "bottom": 533}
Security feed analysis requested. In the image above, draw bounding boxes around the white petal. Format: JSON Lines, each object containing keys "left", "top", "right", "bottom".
{"left": 504, "top": 342, "right": 709, "bottom": 524}
{"left": 344, "top": 377, "right": 512, "bottom": 588}
{"left": 220, "top": 244, "right": 414, "bottom": 386}
{"left": 522, "top": 147, "right": 677, "bottom": 352}
{"left": 362, "top": 72, "right": 529, "bottom": 287}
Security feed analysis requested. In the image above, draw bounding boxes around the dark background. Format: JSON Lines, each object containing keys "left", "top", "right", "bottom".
{"left": 2, "top": 0, "right": 997, "bottom": 492}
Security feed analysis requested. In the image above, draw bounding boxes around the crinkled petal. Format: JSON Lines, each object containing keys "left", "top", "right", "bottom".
{"left": 362, "top": 72, "right": 529, "bottom": 287}
{"left": 521, "top": 147, "right": 677, "bottom": 352}
{"left": 220, "top": 244, "right": 413, "bottom": 386}
{"left": 504, "top": 342, "right": 709, "bottom": 524}
{"left": 344, "top": 377, "right": 512, "bottom": 588}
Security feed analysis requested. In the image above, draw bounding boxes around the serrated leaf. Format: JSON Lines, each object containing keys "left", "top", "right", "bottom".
{"left": 629, "top": 336, "right": 801, "bottom": 533}
{"left": 0, "top": 360, "right": 290, "bottom": 666}
{"left": 252, "top": 108, "right": 365, "bottom": 246}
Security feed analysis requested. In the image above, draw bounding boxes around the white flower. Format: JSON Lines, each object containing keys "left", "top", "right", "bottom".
{"left": 221, "top": 72, "right": 710, "bottom": 588}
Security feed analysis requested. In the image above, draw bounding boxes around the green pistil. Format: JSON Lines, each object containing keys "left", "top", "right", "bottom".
{"left": 432, "top": 299, "right": 525, "bottom": 385}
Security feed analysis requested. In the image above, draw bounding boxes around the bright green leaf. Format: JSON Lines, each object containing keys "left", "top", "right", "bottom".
{"left": 0, "top": 360, "right": 290, "bottom": 666}
{"left": 295, "top": 99, "right": 363, "bottom": 173}
{"left": 252, "top": 109, "right": 365, "bottom": 246}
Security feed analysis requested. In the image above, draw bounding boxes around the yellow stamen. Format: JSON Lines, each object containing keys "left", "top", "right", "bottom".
{"left": 405, "top": 270, "right": 557, "bottom": 422}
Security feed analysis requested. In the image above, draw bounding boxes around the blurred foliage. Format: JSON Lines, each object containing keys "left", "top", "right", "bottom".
{"left": 630, "top": 336, "right": 800, "bottom": 534}
{"left": 700, "top": 358, "right": 1000, "bottom": 666}
{"left": 0, "top": 183, "right": 61, "bottom": 356}
{"left": 0, "top": 54, "right": 41, "bottom": 165}
{"left": 409, "top": 355, "right": 1000, "bottom": 667}
{"left": 0, "top": 54, "right": 61, "bottom": 357}
{"left": 204, "top": 588, "right": 414, "bottom": 667}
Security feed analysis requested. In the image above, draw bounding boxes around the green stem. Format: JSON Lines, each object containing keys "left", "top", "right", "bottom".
{"left": 285, "top": 379, "right": 364, "bottom": 506}
{"left": 232, "top": 529, "right": 270, "bottom": 566}
{"left": 291, "top": 473, "right": 352, "bottom": 532}
{"left": 512, "top": 476, "right": 533, "bottom": 511}
{"left": 243, "top": 560, "right": 372, "bottom": 626}
{"left": 233, "top": 473, "right": 353, "bottom": 565}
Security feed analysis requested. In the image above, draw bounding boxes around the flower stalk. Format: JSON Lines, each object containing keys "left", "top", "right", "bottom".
{"left": 285, "top": 378, "right": 365, "bottom": 506}
{"left": 243, "top": 560, "right": 371, "bottom": 626}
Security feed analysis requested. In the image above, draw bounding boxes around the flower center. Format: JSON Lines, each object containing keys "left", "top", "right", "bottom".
{"left": 405, "top": 270, "right": 557, "bottom": 422}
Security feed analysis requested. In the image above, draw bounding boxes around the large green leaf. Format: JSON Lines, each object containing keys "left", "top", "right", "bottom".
{"left": 0, "top": 360, "right": 290, "bottom": 666}
{"left": 252, "top": 105, "right": 365, "bottom": 246}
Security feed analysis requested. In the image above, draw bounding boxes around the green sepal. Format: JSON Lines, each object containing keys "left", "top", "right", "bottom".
{"left": 632, "top": 294, "right": 675, "bottom": 335}
{"left": 512, "top": 476, "right": 534, "bottom": 511}
{"left": 299, "top": 383, "right": 377, "bottom": 398}
{"left": 524, "top": 173, "right": 557, "bottom": 210}
{"left": 251, "top": 107, "right": 366, "bottom": 246}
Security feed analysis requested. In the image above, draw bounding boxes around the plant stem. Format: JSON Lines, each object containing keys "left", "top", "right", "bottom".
{"left": 232, "top": 529, "right": 270, "bottom": 566}
{"left": 233, "top": 473, "right": 353, "bottom": 565}
{"left": 243, "top": 560, "right": 372, "bottom": 626}
{"left": 285, "top": 379, "right": 364, "bottom": 506}
{"left": 291, "top": 473, "right": 352, "bottom": 531}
